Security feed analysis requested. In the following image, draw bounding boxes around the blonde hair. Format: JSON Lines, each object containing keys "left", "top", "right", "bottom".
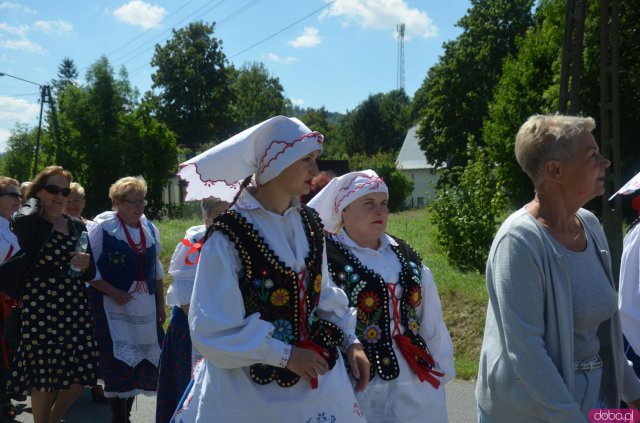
{"left": 109, "top": 176, "right": 147, "bottom": 206}
{"left": 25, "top": 166, "right": 73, "bottom": 199}
{"left": 0, "top": 176, "right": 19, "bottom": 193}
{"left": 69, "top": 182, "right": 86, "bottom": 198}
{"left": 515, "top": 114, "right": 596, "bottom": 183}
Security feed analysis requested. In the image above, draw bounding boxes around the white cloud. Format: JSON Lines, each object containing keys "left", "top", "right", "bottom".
{"left": 0, "top": 22, "right": 29, "bottom": 37}
{"left": 113, "top": 1, "right": 166, "bottom": 29}
{"left": 289, "top": 98, "right": 304, "bottom": 106}
{"left": 0, "top": 96, "right": 40, "bottom": 122}
{"left": 265, "top": 52, "right": 297, "bottom": 65}
{"left": 288, "top": 27, "right": 321, "bottom": 48}
{"left": 321, "top": 0, "right": 437, "bottom": 39}
{"left": 0, "top": 128, "right": 10, "bottom": 153}
{"left": 33, "top": 20, "right": 73, "bottom": 35}
{"left": 0, "top": 2, "right": 35, "bottom": 13}
{"left": 0, "top": 38, "right": 44, "bottom": 54}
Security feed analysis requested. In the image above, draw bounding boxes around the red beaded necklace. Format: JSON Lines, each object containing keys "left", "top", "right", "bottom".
{"left": 116, "top": 213, "right": 146, "bottom": 254}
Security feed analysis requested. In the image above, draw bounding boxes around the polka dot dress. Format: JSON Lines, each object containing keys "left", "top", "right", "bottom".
{"left": 8, "top": 230, "right": 98, "bottom": 394}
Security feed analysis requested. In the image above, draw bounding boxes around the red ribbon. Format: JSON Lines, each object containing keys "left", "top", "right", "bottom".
{"left": 296, "top": 339, "right": 329, "bottom": 389}
{"left": 394, "top": 334, "right": 444, "bottom": 388}
{"left": 180, "top": 237, "right": 204, "bottom": 266}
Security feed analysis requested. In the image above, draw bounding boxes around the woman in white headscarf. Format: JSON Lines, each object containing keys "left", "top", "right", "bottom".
{"left": 173, "top": 116, "right": 370, "bottom": 423}
{"left": 308, "top": 170, "right": 454, "bottom": 423}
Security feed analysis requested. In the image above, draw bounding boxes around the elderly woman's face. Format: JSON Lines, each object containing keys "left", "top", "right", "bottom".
{"left": 560, "top": 131, "right": 610, "bottom": 203}
{"left": 63, "top": 191, "right": 85, "bottom": 219}
{"left": 114, "top": 190, "right": 146, "bottom": 226}
{"left": 0, "top": 185, "right": 21, "bottom": 219}
{"left": 342, "top": 192, "right": 389, "bottom": 248}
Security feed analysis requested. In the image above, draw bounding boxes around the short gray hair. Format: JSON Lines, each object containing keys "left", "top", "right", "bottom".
{"left": 514, "top": 114, "right": 596, "bottom": 183}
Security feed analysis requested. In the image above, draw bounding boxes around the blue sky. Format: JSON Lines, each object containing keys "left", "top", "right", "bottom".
{"left": 0, "top": 0, "right": 471, "bottom": 152}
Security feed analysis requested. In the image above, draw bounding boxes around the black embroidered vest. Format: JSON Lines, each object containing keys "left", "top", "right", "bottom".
{"left": 213, "top": 205, "right": 343, "bottom": 388}
{"left": 326, "top": 233, "right": 431, "bottom": 381}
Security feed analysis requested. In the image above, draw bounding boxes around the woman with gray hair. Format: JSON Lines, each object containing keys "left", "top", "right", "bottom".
{"left": 155, "top": 197, "right": 229, "bottom": 423}
{"left": 476, "top": 114, "right": 640, "bottom": 422}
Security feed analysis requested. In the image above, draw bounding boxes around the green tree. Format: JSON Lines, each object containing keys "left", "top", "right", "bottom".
{"left": 416, "top": 0, "right": 534, "bottom": 167}
{"left": 151, "top": 21, "right": 233, "bottom": 148}
{"left": 229, "top": 62, "right": 285, "bottom": 130}
{"left": 340, "top": 90, "right": 411, "bottom": 155}
{"left": 52, "top": 57, "right": 79, "bottom": 94}
{"left": 1, "top": 124, "right": 38, "bottom": 181}
{"left": 483, "top": 0, "right": 564, "bottom": 206}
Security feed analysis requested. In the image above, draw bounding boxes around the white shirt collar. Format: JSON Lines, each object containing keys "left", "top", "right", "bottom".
{"left": 235, "top": 188, "right": 301, "bottom": 218}
{"left": 334, "top": 228, "right": 397, "bottom": 252}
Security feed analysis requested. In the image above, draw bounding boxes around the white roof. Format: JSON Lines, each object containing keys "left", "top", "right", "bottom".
{"left": 395, "top": 125, "right": 440, "bottom": 170}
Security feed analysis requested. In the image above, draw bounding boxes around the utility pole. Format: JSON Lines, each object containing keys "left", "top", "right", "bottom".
{"left": 0, "top": 72, "right": 60, "bottom": 177}
{"left": 397, "top": 23, "right": 405, "bottom": 91}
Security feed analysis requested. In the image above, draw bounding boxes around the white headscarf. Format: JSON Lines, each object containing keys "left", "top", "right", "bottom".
{"left": 178, "top": 116, "right": 324, "bottom": 201}
{"left": 307, "top": 169, "right": 388, "bottom": 233}
{"left": 610, "top": 170, "right": 640, "bottom": 200}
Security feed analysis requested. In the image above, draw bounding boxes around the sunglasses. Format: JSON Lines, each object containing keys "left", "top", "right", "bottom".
{"left": 0, "top": 192, "right": 22, "bottom": 200}
{"left": 43, "top": 185, "right": 71, "bottom": 197}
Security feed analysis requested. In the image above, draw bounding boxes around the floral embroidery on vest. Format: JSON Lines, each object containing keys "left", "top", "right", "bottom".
{"left": 326, "top": 234, "right": 436, "bottom": 382}
{"left": 213, "top": 205, "right": 343, "bottom": 388}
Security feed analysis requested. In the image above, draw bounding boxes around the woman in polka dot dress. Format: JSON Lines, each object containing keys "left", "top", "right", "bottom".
{"left": 8, "top": 166, "right": 98, "bottom": 423}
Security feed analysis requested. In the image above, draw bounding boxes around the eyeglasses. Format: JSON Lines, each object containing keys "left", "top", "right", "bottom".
{"left": 0, "top": 192, "right": 22, "bottom": 200}
{"left": 43, "top": 185, "right": 71, "bottom": 197}
{"left": 121, "top": 199, "right": 148, "bottom": 206}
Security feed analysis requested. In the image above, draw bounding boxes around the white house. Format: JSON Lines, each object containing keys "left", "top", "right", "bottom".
{"left": 395, "top": 125, "right": 443, "bottom": 208}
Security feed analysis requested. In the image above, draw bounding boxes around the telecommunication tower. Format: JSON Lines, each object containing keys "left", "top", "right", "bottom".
{"left": 397, "top": 23, "right": 405, "bottom": 90}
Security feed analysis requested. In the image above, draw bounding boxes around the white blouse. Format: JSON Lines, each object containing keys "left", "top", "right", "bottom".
{"left": 0, "top": 216, "right": 19, "bottom": 262}
{"left": 620, "top": 222, "right": 640, "bottom": 355}
{"left": 332, "top": 229, "right": 455, "bottom": 423}
{"left": 166, "top": 224, "right": 206, "bottom": 306}
{"left": 88, "top": 211, "right": 164, "bottom": 282}
{"left": 177, "top": 189, "right": 365, "bottom": 423}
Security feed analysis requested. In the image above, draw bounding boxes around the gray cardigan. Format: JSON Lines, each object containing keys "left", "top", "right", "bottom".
{"left": 475, "top": 207, "right": 640, "bottom": 423}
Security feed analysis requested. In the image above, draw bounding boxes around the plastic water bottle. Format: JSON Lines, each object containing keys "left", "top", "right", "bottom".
{"left": 69, "top": 230, "right": 89, "bottom": 277}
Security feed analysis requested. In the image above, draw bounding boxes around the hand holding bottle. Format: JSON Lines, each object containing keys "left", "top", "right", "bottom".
{"left": 69, "top": 231, "right": 90, "bottom": 276}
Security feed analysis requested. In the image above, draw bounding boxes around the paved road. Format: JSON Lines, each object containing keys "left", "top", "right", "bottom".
{"left": 12, "top": 380, "right": 478, "bottom": 422}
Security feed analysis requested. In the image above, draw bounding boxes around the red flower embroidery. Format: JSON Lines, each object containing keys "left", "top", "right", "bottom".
{"left": 358, "top": 291, "right": 380, "bottom": 313}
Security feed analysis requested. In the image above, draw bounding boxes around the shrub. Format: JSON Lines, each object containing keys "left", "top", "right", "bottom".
{"left": 429, "top": 146, "right": 509, "bottom": 272}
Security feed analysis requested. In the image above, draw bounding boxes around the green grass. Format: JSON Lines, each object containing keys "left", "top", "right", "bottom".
{"left": 155, "top": 208, "right": 486, "bottom": 380}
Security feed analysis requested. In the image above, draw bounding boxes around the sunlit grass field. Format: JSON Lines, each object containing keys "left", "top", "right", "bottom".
{"left": 156, "top": 207, "right": 486, "bottom": 380}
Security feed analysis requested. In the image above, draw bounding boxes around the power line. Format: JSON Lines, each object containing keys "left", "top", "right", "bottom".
{"left": 230, "top": 0, "right": 336, "bottom": 59}
{"left": 110, "top": 0, "right": 227, "bottom": 67}
{"left": 107, "top": 0, "right": 198, "bottom": 59}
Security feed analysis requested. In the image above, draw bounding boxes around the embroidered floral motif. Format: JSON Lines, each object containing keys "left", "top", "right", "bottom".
{"left": 408, "top": 286, "right": 422, "bottom": 308}
{"left": 349, "top": 280, "right": 366, "bottom": 304}
{"left": 306, "top": 412, "right": 337, "bottom": 423}
{"left": 313, "top": 274, "right": 322, "bottom": 293}
{"left": 107, "top": 250, "right": 126, "bottom": 268}
{"left": 363, "top": 324, "right": 382, "bottom": 344}
{"left": 353, "top": 402, "right": 364, "bottom": 417}
{"left": 272, "top": 319, "right": 294, "bottom": 342}
{"left": 270, "top": 288, "right": 290, "bottom": 307}
{"left": 358, "top": 291, "right": 380, "bottom": 313}
{"left": 408, "top": 317, "right": 419, "bottom": 335}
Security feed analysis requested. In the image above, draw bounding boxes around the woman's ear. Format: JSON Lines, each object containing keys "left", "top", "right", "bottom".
{"left": 543, "top": 160, "right": 562, "bottom": 181}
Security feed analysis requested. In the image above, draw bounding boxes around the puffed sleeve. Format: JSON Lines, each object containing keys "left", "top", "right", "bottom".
{"left": 418, "top": 265, "right": 455, "bottom": 384}
{"left": 620, "top": 224, "right": 640, "bottom": 355}
{"left": 151, "top": 222, "right": 164, "bottom": 280}
{"left": 166, "top": 229, "right": 201, "bottom": 306}
{"left": 88, "top": 220, "right": 104, "bottom": 281}
{"left": 316, "top": 242, "right": 359, "bottom": 350}
{"left": 188, "top": 231, "right": 292, "bottom": 369}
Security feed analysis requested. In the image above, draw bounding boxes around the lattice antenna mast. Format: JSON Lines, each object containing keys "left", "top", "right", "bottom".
{"left": 397, "top": 23, "right": 405, "bottom": 90}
